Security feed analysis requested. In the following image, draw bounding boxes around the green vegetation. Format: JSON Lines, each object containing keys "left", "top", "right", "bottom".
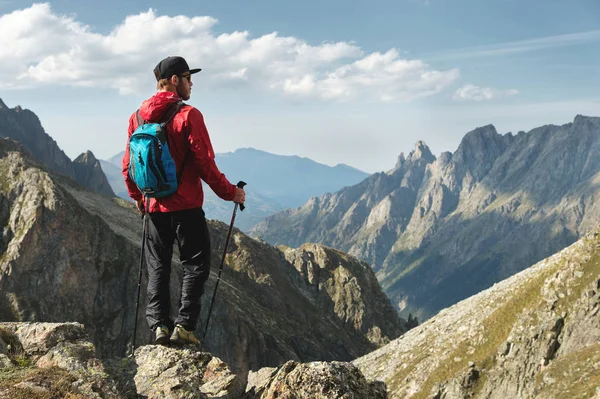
{"left": 113, "top": 197, "right": 135, "bottom": 210}
{"left": 0, "top": 367, "right": 89, "bottom": 399}
{"left": 0, "top": 327, "right": 26, "bottom": 365}
{"left": 0, "top": 159, "right": 10, "bottom": 192}
{"left": 0, "top": 328, "right": 89, "bottom": 398}
{"left": 387, "top": 349, "right": 429, "bottom": 394}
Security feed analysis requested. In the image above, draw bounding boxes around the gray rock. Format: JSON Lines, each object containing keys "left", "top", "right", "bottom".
{"left": 245, "top": 360, "right": 387, "bottom": 399}
{"left": 134, "top": 345, "right": 241, "bottom": 399}
{"left": 0, "top": 354, "right": 12, "bottom": 368}
{"left": 246, "top": 366, "right": 277, "bottom": 393}
{"left": 0, "top": 322, "right": 86, "bottom": 358}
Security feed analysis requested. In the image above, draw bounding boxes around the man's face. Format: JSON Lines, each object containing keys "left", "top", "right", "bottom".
{"left": 176, "top": 72, "right": 193, "bottom": 101}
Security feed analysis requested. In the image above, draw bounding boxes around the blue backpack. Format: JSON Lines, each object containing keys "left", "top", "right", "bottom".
{"left": 128, "top": 102, "right": 188, "bottom": 198}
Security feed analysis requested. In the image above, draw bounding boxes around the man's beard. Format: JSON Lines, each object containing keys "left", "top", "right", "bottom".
{"left": 177, "top": 85, "right": 190, "bottom": 101}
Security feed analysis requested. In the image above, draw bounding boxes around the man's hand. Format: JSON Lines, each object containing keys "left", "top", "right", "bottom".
{"left": 233, "top": 187, "right": 246, "bottom": 205}
{"left": 136, "top": 198, "right": 145, "bottom": 214}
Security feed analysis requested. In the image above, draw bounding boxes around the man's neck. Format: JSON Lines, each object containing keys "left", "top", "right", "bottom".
{"left": 159, "top": 88, "right": 178, "bottom": 95}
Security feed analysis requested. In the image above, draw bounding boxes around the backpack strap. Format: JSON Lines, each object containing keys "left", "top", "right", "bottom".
{"left": 135, "top": 110, "right": 145, "bottom": 127}
{"left": 158, "top": 101, "right": 190, "bottom": 185}
{"left": 159, "top": 102, "right": 183, "bottom": 127}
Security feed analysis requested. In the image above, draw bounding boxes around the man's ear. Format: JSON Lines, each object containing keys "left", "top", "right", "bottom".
{"left": 170, "top": 75, "right": 179, "bottom": 86}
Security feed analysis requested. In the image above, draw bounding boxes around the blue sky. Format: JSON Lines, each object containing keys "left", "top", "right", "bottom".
{"left": 1, "top": 0, "right": 600, "bottom": 173}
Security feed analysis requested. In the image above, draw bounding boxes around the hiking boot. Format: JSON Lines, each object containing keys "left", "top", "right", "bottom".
{"left": 154, "top": 324, "right": 170, "bottom": 345}
{"left": 170, "top": 324, "right": 200, "bottom": 346}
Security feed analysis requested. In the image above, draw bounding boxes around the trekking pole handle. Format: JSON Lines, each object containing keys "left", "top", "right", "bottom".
{"left": 236, "top": 181, "right": 247, "bottom": 211}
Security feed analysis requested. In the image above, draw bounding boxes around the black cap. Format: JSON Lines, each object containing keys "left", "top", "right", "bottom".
{"left": 153, "top": 56, "right": 201, "bottom": 81}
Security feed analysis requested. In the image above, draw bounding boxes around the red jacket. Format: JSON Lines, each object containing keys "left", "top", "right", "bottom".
{"left": 122, "top": 91, "right": 236, "bottom": 212}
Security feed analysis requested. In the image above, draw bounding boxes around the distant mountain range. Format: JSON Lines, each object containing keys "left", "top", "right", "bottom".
{"left": 102, "top": 148, "right": 369, "bottom": 231}
{"left": 250, "top": 115, "right": 600, "bottom": 321}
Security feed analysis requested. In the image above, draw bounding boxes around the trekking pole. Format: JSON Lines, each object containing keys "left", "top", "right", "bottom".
{"left": 201, "top": 181, "right": 246, "bottom": 351}
{"left": 131, "top": 196, "right": 151, "bottom": 357}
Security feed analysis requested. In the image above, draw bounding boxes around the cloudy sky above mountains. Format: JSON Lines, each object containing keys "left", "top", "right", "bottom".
{"left": 2, "top": 0, "right": 600, "bottom": 172}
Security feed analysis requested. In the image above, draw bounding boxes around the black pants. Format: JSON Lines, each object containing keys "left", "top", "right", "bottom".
{"left": 144, "top": 207, "right": 211, "bottom": 332}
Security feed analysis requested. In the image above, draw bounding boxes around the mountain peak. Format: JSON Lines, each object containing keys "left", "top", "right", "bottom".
{"left": 453, "top": 123, "right": 512, "bottom": 180}
{"left": 573, "top": 114, "right": 600, "bottom": 129}
{"left": 73, "top": 150, "right": 115, "bottom": 197}
{"left": 456, "top": 124, "right": 502, "bottom": 153}
{"left": 407, "top": 140, "right": 435, "bottom": 163}
{"left": 232, "top": 147, "right": 267, "bottom": 155}
{"left": 470, "top": 124, "right": 498, "bottom": 137}
{"left": 74, "top": 150, "right": 98, "bottom": 166}
{"left": 0, "top": 98, "right": 7, "bottom": 110}
{"left": 395, "top": 152, "right": 406, "bottom": 169}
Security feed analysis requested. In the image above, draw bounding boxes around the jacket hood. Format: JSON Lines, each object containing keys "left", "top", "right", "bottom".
{"left": 139, "top": 91, "right": 181, "bottom": 122}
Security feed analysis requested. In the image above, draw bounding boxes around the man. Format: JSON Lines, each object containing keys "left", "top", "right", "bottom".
{"left": 122, "top": 56, "right": 245, "bottom": 345}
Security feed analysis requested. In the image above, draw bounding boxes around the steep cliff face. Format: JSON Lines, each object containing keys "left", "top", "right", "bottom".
{"left": 73, "top": 151, "right": 116, "bottom": 198}
{"left": 0, "top": 138, "right": 404, "bottom": 378}
{"left": 251, "top": 115, "right": 600, "bottom": 320}
{"left": 281, "top": 244, "right": 406, "bottom": 347}
{"left": 0, "top": 139, "right": 139, "bottom": 357}
{"left": 354, "top": 230, "right": 600, "bottom": 398}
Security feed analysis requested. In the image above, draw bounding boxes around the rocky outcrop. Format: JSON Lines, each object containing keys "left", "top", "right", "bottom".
{"left": 73, "top": 151, "right": 116, "bottom": 198}
{"left": 245, "top": 360, "right": 387, "bottom": 398}
{"left": 0, "top": 322, "right": 386, "bottom": 399}
{"left": 0, "top": 138, "right": 404, "bottom": 379}
{"left": 282, "top": 244, "right": 405, "bottom": 347}
{"left": 133, "top": 345, "right": 242, "bottom": 399}
{"left": 251, "top": 115, "right": 600, "bottom": 320}
{"left": 0, "top": 322, "right": 119, "bottom": 398}
{"left": 353, "top": 230, "right": 600, "bottom": 398}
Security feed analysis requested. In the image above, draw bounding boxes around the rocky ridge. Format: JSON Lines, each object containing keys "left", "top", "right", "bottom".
{"left": 251, "top": 116, "right": 600, "bottom": 320}
{"left": 0, "top": 98, "right": 114, "bottom": 198}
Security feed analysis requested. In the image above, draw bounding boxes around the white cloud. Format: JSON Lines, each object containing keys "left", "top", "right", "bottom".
{"left": 453, "top": 84, "right": 519, "bottom": 102}
{"left": 0, "top": 3, "right": 459, "bottom": 102}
